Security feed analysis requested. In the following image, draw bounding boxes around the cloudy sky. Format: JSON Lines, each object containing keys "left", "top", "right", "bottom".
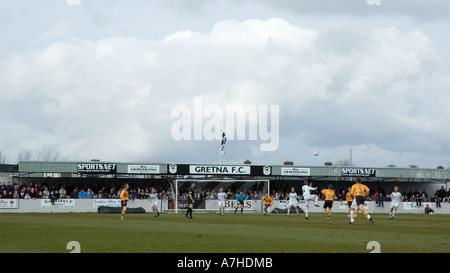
{"left": 1, "top": 0, "right": 450, "bottom": 168}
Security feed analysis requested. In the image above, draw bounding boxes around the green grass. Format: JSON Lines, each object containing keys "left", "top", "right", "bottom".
{"left": 0, "top": 212, "right": 449, "bottom": 253}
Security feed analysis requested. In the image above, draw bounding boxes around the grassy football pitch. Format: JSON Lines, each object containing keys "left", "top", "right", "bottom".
{"left": 0, "top": 212, "right": 448, "bottom": 253}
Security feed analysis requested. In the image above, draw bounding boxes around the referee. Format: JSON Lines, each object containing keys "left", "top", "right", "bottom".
{"left": 185, "top": 182, "right": 195, "bottom": 219}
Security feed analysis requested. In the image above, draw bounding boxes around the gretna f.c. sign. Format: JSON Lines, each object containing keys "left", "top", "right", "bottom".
{"left": 77, "top": 163, "right": 117, "bottom": 174}
{"left": 189, "top": 165, "right": 251, "bottom": 175}
{"left": 341, "top": 168, "right": 376, "bottom": 177}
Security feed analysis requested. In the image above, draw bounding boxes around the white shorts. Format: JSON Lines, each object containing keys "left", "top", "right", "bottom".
{"left": 390, "top": 202, "right": 400, "bottom": 209}
{"left": 350, "top": 199, "right": 358, "bottom": 209}
{"left": 218, "top": 201, "right": 225, "bottom": 208}
{"left": 303, "top": 195, "right": 316, "bottom": 205}
{"left": 150, "top": 200, "right": 158, "bottom": 207}
{"left": 288, "top": 200, "right": 298, "bottom": 207}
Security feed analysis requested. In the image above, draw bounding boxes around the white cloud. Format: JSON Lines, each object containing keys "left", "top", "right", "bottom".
{"left": 31, "top": 20, "right": 72, "bottom": 46}
{"left": 0, "top": 17, "right": 448, "bottom": 167}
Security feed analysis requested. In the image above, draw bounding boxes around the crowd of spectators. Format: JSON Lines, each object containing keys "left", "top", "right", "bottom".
{"left": 1, "top": 181, "right": 449, "bottom": 207}
{"left": 178, "top": 184, "right": 450, "bottom": 207}
{"left": 0, "top": 181, "right": 174, "bottom": 200}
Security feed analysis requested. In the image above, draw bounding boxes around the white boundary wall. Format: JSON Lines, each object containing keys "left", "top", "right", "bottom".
{"left": 1, "top": 199, "right": 449, "bottom": 214}
{"left": 0, "top": 199, "right": 164, "bottom": 213}
{"left": 270, "top": 200, "right": 450, "bottom": 214}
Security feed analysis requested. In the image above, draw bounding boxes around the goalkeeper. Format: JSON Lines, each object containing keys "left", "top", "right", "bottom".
{"left": 234, "top": 191, "right": 247, "bottom": 214}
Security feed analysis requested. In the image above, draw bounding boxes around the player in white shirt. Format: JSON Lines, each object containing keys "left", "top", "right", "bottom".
{"left": 387, "top": 186, "right": 402, "bottom": 220}
{"left": 217, "top": 187, "right": 227, "bottom": 216}
{"left": 287, "top": 187, "right": 299, "bottom": 216}
{"left": 148, "top": 187, "right": 160, "bottom": 217}
{"left": 302, "top": 181, "right": 319, "bottom": 220}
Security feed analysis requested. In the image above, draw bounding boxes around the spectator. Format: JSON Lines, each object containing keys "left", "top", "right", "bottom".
{"left": 378, "top": 192, "right": 385, "bottom": 207}
{"left": 436, "top": 186, "right": 446, "bottom": 199}
{"left": 444, "top": 195, "right": 449, "bottom": 203}
{"left": 407, "top": 190, "right": 413, "bottom": 200}
{"left": 5, "top": 182, "right": 13, "bottom": 193}
{"left": 78, "top": 188, "right": 87, "bottom": 199}
{"left": 49, "top": 190, "right": 60, "bottom": 204}
{"left": 401, "top": 190, "right": 408, "bottom": 201}
{"left": 95, "top": 189, "right": 104, "bottom": 199}
{"left": 421, "top": 192, "right": 428, "bottom": 203}
{"left": 5, "top": 190, "right": 13, "bottom": 198}
{"left": 29, "top": 187, "right": 37, "bottom": 199}
{"left": 424, "top": 204, "right": 434, "bottom": 215}
{"left": 431, "top": 195, "right": 441, "bottom": 208}
{"left": 415, "top": 194, "right": 422, "bottom": 207}
{"left": 421, "top": 189, "right": 428, "bottom": 199}
{"left": 410, "top": 194, "right": 416, "bottom": 205}
{"left": 20, "top": 188, "right": 26, "bottom": 199}
{"left": 85, "top": 188, "right": 94, "bottom": 199}
{"left": 34, "top": 186, "right": 41, "bottom": 198}
{"left": 337, "top": 189, "right": 345, "bottom": 201}
{"left": 70, "top": 187, "right": 79, "bottom": 199}
{"left": 372, "top": 192, "right": 378, "bottom": 204}
{"left": 42, "top": 187, "right": 50, "bottom": 198}
{"left": 59, "top": 186, "right": 67, "bottom": 198}
{"left": 108, "top": 188, "right": 118, "bottom": 199}
{"left": 199, "top": 190, "right": 206, "bottom": 200}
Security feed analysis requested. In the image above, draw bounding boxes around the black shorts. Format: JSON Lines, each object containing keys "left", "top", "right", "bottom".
{"left": 355, "top": 196, "right": 366, "bottom": 206}
{"left": 323, "top": 200, "right": 333, "bottom": 209}
{"left": 264, "top": 204, "right": 270, "bottom": 208}
{"left": 188, "top": 198, "right": 194, "bottom": 205}
{"left": 237, "top": 200, "right": 244, "bottom": 206}
{"left": 347, "top": 201, "right": 353, "bottom": 207}
{"left": 121, "top": 200, "right": 128, "bottom": 208}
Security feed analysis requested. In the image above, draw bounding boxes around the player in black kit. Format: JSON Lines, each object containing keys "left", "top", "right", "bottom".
{"left": 185, "top": 182, "right": 195, "bottom": 219}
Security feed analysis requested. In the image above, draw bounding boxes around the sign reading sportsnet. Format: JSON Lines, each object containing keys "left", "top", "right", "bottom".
{"left": 341, "top": 168, "right": 376, "bottom": 177}
{"left": 77, "top": 163, "right": 117, "bottom": 174}
{"left": 189, "top": 165, "right": 251, "bottom": 175}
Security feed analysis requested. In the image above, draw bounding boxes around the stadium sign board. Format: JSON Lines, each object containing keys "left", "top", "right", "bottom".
{"left": 189, "top": 165, "right": 251, "bottom": 175}
{"left": 0, "top": 199, "right": 19, "bottom": 209}
{"left": 41, "top": 199, "right": 75, "bottom": 208}
{"left": 127, "top": 164, "right": 160, "bottom": 174}
{"left": 281, "top": 167, "right": 310, "bottom": 176}
{"left": 93, "top": 199, "right": 121, "bottom": 208}
{"left": 77, "top": 163, "right": 117, "bottom": 174}
{"left": 341, "top": 168, "right": 376, "bottom": 177}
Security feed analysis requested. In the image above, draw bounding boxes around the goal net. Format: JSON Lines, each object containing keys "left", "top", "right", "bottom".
{"left": 169, "top": 179, "right": 270, "bottom": 214}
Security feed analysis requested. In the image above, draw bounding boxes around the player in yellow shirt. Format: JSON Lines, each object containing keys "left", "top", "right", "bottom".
{"left": 345, "top": 187, "right": 354, "bottom": 217}
{"left": 120, "top": 183, "right": 129, "bottom": 220}
{"left": 349, "top": 177, "right": 373, "bottom": 224}
{"left": 260, "top": 193, "right": 273, "bottom": 216}
{"left": 321, "top": 185, "right": 336, "bottom": 220}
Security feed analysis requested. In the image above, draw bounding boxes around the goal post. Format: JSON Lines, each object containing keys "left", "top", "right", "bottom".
{"left": 172, "top": 179, "right": 270, "bottom": 214}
